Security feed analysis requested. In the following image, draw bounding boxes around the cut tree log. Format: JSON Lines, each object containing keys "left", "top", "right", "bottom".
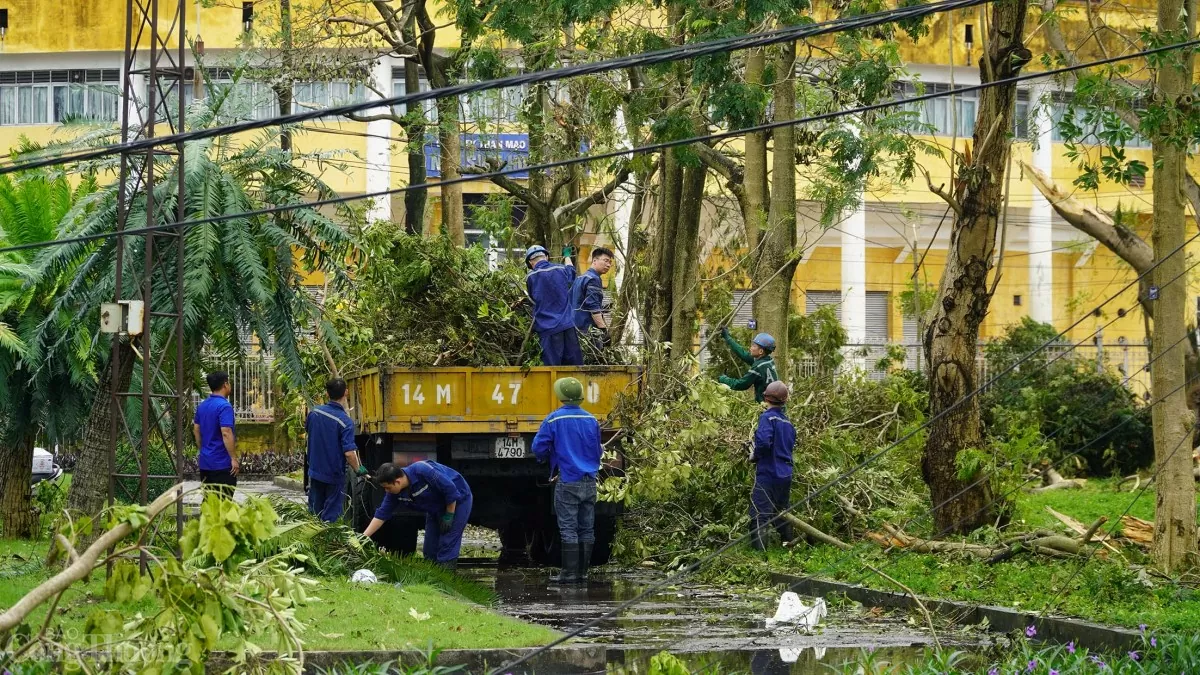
{"left": 782, "top": 513, "right": 852, "bottom": 550}
{"left": 0, "top": 484, "right": 184, "bottom": 635}
{"left": 1029, "top": 465, "right": 1087, "bottom": 493}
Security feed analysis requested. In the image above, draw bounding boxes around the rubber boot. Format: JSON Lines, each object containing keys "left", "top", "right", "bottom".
{"left": 578, "top": 542, "right": 593, "bottom": 584}
{"left": 549, "top": 542, "right": 581, "bottom": 584}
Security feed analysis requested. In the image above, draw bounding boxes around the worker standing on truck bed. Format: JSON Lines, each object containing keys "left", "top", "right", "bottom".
{"left": 533, "top": 377, "right": 603, "bottom": 585}
{"left": 525, "top": 245, "right": 583, "bottom": 366}
{"left": 363, "top": 461, "right": 473, "bottom": 570}
{"left": 749, "top": 381, "right": 795, "bottom": 550}
{"left": 571, "top": 247, "right": 614, "bottom": 359}
{"left": 305, "top": 378, "right": 369, "bottom": 523}
{"left": 717, "top": 328, "right": 780, "bottom": 403}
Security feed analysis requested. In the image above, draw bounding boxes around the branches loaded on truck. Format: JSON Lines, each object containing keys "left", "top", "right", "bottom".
{"left": 344, "top": 365, "right": 641, "bottom": 565}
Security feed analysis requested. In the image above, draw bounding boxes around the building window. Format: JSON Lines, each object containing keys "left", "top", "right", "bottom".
{"left": 0, "top": 69, "right": 119, "bottom": 126}
{"left": 1050, "top": 92, "right": 1151, "bottom": 148}
{"left": 391, "top": 68, "right": 527, "bottom": 125}
{"left": 1014, "top": 294, "right": 1023, "bottom": 306}
{"left": 896, "top": 82, "right": 1030, "bottom": 140}
{"left": 178, "top": 69, "right": 369, "bottom": 122}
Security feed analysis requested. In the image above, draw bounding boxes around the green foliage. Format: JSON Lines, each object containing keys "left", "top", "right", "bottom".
{"left": 849, "top": 631, "right": 1200, "bottom": 674}
{"left": 314, "top": 225, "right": 536, "bottom": 369}
{"left": 705, "top": 304, "right": 847, "bottom": 381}
{"left": 30, "top": 479, "right": 67, "bottom": 538}
{"left": 647, "top": 652, "right": 694, "bottom": 675}
{"left": 982, "top": 319, "right": 1153, "bottom": 475}
{"left": 609, "top": 372, "right": 928, "bottom": 565}
{"left": 181, "top": 493, "right": 280, "bottom": 566}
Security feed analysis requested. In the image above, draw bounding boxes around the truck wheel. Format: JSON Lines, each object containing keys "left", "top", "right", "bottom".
{"left": 374, "top": 520, "right": 419, "bottom": 556}
{"left": 498, "top": 523, "right": 534, "bottom": 566}
{"left": 590, "top": 514, "right": 618, "bottom": 566}
{"left": 529, "top": 523, "right": 561, "bottom": 566}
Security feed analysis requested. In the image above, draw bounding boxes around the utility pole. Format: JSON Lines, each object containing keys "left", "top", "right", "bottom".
{"left": 109, "top": 0, "right": 188, "bottom": 562}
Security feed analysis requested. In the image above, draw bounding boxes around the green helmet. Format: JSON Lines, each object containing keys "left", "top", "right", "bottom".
{"left": 554, "top": 377, "right": 585, "bottom": 404}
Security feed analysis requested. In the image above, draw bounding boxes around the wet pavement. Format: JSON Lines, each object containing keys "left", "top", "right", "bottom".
{"left": 461, "top": 566, "right": 983, "bottom": 673}
{"left": 180, "top": 480, "right": 306, "bottom": 506}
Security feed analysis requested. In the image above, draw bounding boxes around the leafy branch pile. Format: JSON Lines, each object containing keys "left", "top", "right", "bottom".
{"left": 320, "top": 225, "right": 538, "bottom": 369}
{"left": 605, "top": 371, "right": 930, "bottom": 569}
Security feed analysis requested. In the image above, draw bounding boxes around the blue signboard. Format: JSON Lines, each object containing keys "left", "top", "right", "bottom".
{"left": 425, "top": 133, "right": 530, "bottom": 179}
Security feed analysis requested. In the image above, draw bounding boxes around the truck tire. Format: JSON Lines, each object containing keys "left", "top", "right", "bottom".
{"left": 530, "top": 514, "right": 618, "bottom": 566}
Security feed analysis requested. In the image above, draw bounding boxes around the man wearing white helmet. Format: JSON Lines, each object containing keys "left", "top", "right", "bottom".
{"left": 718, "top": 328, "right": 780, "bottom": 403}
{"left": 525, "top": 245, "right": 583, "bottom": 366}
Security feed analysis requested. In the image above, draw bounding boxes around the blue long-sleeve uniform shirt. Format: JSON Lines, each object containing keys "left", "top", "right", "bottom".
{"left": 374, "top": 461, "right": 472, "bottom": 520}
{"left": 753, "top": 407, "right": 795, "bottom": 481}
{"left": 305, "top": 401, "right": 356, "bottom": 485}
{"left": 527, "top": 259, "right": 577, "bottom": 335}
{"left": 532, "top": 404, "right": 603, "bottom": 483}
{"left": 571, "top": 268, "right": 605, "bottom": 330}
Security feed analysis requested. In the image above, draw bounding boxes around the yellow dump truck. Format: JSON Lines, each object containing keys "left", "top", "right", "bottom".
{"left": 344, "top": 365, "right": 641, "bottom": 565}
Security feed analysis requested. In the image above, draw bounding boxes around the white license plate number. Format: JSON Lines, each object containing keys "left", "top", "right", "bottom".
{"left": 493, "top": 437, "right": 527, "bottom": 459}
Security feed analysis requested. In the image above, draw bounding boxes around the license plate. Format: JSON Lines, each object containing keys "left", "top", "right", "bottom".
{"left": 493, "top": 436, "right": 527, "bottom": 459}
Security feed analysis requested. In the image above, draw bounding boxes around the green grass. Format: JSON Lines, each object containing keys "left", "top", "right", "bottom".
{"left": 0, "top": 538, "right": 554, "bottom": 653}
{"left": 696, "top": 482, "right": 1200, "bottom": 633}
{"left": 295, "top": 580, "right": 558, "bottom": 651}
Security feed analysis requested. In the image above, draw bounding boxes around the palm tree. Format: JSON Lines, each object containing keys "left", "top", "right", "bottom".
{"left": 0, "top": 171, "right": 97, "bottom": 537}
{"left": 35, "top": 83, "right": 357, "bottom": 519}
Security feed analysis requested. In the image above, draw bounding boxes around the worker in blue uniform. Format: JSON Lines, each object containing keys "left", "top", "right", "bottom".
{"left": 749, "top": 381, "right": 796, "bottom": 551}
{"left": 305, "top": 378, "right": 368, "bottom": 523}
{"left": 718, "top": 328, "right": 780, "bottom": 403}
{"left": 525, "top": 245, "right": 583, "bottom": 366}
{"left": 363, "top": 461, "right": 473, "bottom": 570}
{"left": 571, "top": 247, "right": 614, "bottom": 358}
{"left": 533, "top": 377, "right": 603, "bottom": 584}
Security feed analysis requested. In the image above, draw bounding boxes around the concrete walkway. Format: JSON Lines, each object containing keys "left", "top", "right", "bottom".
{"left": 180, "top": 480, "right": 306, "bottom": 506}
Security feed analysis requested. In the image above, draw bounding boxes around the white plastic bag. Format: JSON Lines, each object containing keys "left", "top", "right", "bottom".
{"left": 765, "top": 592, "right": 826, "bottom": 630}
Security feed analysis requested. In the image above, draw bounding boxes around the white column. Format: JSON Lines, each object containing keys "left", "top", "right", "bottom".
{"left": 1028, "top": 83, "right": 1055, "bottom": 325}
{"left": 364, "top": 57, "right": 393, "bottom": 226}
{"left": 841, "top": 198, "right": 867, "bottom": 370}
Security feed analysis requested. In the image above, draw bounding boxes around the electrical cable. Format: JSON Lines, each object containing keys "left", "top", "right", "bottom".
{"left": 0, "top": 0, "right": 997, "bottom": 177}
{"left": 4, "top": 37, "right": 1199, "bottom": 260}
{"left": 486, "top": 226, "right": 1200, "bottom": 674}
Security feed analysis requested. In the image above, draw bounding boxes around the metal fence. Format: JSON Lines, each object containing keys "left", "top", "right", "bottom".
{"left": 194, "top": 355, "right": 276, "bottom": 422}
{"left": 794, "top": 341, "right": 1153, "bottom": 396}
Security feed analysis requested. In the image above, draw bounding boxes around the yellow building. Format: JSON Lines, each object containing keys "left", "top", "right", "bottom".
{"left": 0, "top": 0, "right": 1188, "bottom": 391}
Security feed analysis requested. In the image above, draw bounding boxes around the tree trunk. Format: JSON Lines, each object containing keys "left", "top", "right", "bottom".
{"left": 742, "top": 48, "right": 769, "bottom": 256}
{"left": 276, "top": 0, "right": 293, "bottom": 154}
{"left": 753, "top": 42, "right": 798, "bottom": 379}
{"left": 436, "top": 94, "right": 464, "bottom": 245}
{"left": 669, "top": 162, "right": 706, "bottom": 363}
{"left": 0, "top": 436, "right": 37, "bottom": 538}
{"left": 1149, "top": 0, "right": 1199, "bottom": 572}
{"left": 404, "top": 50, "right": 427, "bottom": 235}
{"left": 66, "top": 342, "right": 135, "bottom": 518}
{"left": 922, "top": 0, "right": 1029, "bottom": 534}
{"left": 650, "top": 149, "right": 683, "bottom": 346}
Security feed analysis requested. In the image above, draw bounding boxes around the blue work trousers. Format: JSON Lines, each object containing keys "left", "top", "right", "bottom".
{"left": 555, "top": 478, "right": 597, "bottom": 544}
{"left": 750, "top": 477, "right": 792, "bottom": 550}
{"left": 308, "top": 479, "right": 345, "bottom": 523}
{"left": 539, "top": 328, "right": 583, "bottom": 366}
{"left": 423, "top": 494, "right": 473, "bottom": 563}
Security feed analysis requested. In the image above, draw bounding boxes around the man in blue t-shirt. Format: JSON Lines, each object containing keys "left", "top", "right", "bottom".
{"left": 193, "top": 371, "right": 238, "bottom": 497}
{"left": 532, "top": 377, "right": 603, "bottom": 585}
{"left": 305, "top": 378, "right": 368, "bottom": 522}
{"left": 571, "top": 247, "right": 613, "bottom": 359}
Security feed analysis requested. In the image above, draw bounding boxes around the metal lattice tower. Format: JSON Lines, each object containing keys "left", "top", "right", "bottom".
{"left": 109, "top": 0, "right": 188, "bottom": 543}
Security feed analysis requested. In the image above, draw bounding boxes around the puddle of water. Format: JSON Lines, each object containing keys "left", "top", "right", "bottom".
{"left": 462, "top": 567, "right": 983, "bottom": 673}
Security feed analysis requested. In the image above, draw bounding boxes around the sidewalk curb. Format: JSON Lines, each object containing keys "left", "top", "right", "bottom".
{"left": 771, "top": 573, "right": 1141, "bottom": 653}
{"left": 273, "top": 475, "right": 304, "bottom": 491}
{"left": 212, "top": 644, "right": 606, "bottom": 673}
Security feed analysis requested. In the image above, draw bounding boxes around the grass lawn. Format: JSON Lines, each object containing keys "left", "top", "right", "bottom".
{"left": 704, "top": 481, "right": 1200, "bottom": 633}
{"left": 0, "top": 538, "right": 557, "bottom": 653}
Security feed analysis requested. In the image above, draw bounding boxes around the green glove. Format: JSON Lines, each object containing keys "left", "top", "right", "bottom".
{"left": 356, "top": 465, "right": 369, "bottom": 477}
{"left": 440, "top": 512, "right": 454, "bottom": 534}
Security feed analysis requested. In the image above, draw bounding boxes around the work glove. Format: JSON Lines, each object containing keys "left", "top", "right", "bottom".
{"left": 720, "top": 326, "right": 731, "bottom": 338}
{"left": 356, "top": 465, "right": 369, "bottom": 477}
{"left": 440, "top": 513, "right": 455, "bottom": 534}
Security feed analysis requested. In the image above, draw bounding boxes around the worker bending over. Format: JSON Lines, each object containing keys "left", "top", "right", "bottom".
{"left": 305, "top": 377, "right": 368, "bottom": 523}
{"left": 718, "top": 328, "right": 780, "bottom": 403}
{"left": 363, "top": 461, "right": 473, "bottom": 570}
{"left": 749, "top": 381, "right": 795, "bottom": 550}
{"left": 525, "top": 245, "right": 583, "bottom": 366}
{"left": 533, "top": 377, "right": 603, "bottom": 585}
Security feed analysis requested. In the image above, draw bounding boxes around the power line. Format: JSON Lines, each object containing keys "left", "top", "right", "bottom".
{"left": 0, "top": 0, "right": 996, "bottom": 177}
{"left": 6, "top": 37, "right": 1200, "bottom": 261}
